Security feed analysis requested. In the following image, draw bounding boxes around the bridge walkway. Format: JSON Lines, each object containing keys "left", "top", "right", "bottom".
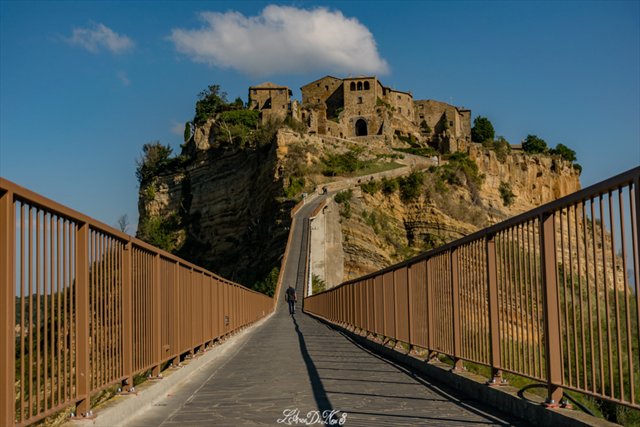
{"left": 123, "top": 198, "right": 526, "bottom": 426}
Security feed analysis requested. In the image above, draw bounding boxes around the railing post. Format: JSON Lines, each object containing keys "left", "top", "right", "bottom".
{"left": 75, "top": 223, "right": 91, "bottom": 416}
{"left": 451, "top": 249, "right": 463, "bottom": 371}
{"left": 171, "top": 261, "right": 180, "bottom": 367}
{"left": 486, "top": 234, "right": 503, "bottom": 384}
{"left": 152, "top": 254, "right": 161, "bottom": 376}
{"left": 541, "top": 213, "right": 563, "bottom": 405}
{"left": 407, "top": 265, "right": 413, "bottom": 351}
{"left": 426, "top": 258, "right": 434, "bottom": 358}
{"left": 0, "top": 190, "right": 15, "bottom": 427}
{"left": 393, "top": 272, "right": 399, "bottom": 342}
{"left": 121, "top": 241, "right": 133, "bottom": 390}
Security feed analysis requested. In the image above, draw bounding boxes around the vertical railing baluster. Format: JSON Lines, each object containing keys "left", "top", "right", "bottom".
{"left": 152, "top": 254, "right": 162, "bottom": 377}
{"left": 0, "top": 189, "right": 15, "bottom": 426}
{"left": 541, "top": 213, "right": 563, "bottom": 405}
{"left": 75, "top": 222, "right": 91, "bottom": 416}
{"left": 121, "top": 241, "right": 133, "bottom": 391}
{"left": 633, "top": 176, "right": 640, "bottom": 407}
{"left": 451, "top": 249, "right": 463, "bottom": 371}
{"left": 486, "top": 234, "right": 502, "bottom": 384}
{"left": 426, "top": 258, "right": 434, "bottom": 357}
{"left": 407, "top": 265, "right": 413, "bottom": 351}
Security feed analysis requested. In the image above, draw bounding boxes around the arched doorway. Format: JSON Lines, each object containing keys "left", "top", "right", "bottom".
{"left": 355, "top": 119, "right": 368, "bottom": 136}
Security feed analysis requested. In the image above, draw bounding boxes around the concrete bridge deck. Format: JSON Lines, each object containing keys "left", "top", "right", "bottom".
{"left": 121, "top": 198, "right": 526, "bottom": 427}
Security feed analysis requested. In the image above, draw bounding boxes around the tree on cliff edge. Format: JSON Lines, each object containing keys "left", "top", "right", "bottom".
{"left": 195, "top": 84, "right": 228, "bottom": 125}
{"left": 471, "top": 116, "right": 495, "bottom": 143}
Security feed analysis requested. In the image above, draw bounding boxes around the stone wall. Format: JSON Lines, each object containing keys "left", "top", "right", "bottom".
{"left": 249, "top": 84, "right": 291, "bottom": 123}
{"left": 386, "top": 89, "right": 415, "bottom": 122}
{"left": 414, "top": 99, "right": 471, "bottom": 151}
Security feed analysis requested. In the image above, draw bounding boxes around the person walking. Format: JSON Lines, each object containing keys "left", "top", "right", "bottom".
{"left": 285, "top": 286, "right": 297, "bottom": 315}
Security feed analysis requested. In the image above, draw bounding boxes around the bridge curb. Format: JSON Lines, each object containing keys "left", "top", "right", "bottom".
{"left": 306, "top": 314, "right": 619, "bottom": 427}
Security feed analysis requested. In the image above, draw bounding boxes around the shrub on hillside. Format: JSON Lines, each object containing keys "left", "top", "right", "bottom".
{"left": 549, "top": 143, "right": 577, "bottom": 163}
{"left": 136, "top": 142, "right": 174, "bottom": 184}
{"left": 360, "top": 179, "right": 380, "bottom": 195}
{"left": 381, "top": 177, "right": 399, "bottom": 195}
{"left": 253, "top": 267, "right": 279, "bottom": 296}
{"left": 322, "top": 150, "right": 371, "bottom": 176}
{"left": 334, "top": 189, "right": 353, "bottom": 204}
{"left": 522, "top": 134, "right": 548, "bottom": 154}
{"left": 137, "top": 213, "right": 180, "bottom": 252}
{"left": 398, "top": 170, "right": 425, "bottom": 202}
{"left": 499, "top": 181, "right": 515, "bottom": 207}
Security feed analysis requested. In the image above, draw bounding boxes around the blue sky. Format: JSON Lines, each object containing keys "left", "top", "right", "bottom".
{"left": 1, "top": 0, "right": 639, "bottom": 232}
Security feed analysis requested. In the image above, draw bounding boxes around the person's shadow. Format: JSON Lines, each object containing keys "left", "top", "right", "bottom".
{"left": 291, "top": 315, "right": 343, "bottom": 423}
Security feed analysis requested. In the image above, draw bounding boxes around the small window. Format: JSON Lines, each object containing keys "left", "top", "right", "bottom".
{"left": 317, "top": 83, "right": 320, "bottom": 87}
{"left": 357, "top": 96, "right": 363, "bottom": 104}
{"left": 399, "top": 107, "right": 402, "bottom": 113}
{"left": 449, "top": 121, "right": 454, "bottom": 126}
{"left": 419, "top": 114, "right": 424, "bottom": 119}
{"left": 397, "top": 95, "right": 401, "bottom": 100}
{"left": 364, "top": 81, "right": 370, "bottom": 90}
{"left": 357, "top": 81, "right": 363, "bottom": 91}
{"left": 325, "top": 85, "right": 329, "bottom": 91}
{"left": 350, "top": 82, "right": 356, "bottom": 91}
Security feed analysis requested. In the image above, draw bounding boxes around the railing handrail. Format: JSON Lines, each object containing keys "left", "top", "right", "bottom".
{"left": 319, "top": 165, "right": 640, "bottom": 293}
{"left": 0, "top": 177, "right": 266, "bottom": 296}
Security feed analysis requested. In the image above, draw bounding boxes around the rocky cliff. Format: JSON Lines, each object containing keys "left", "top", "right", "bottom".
{"left": 137, "top": 120, "right": 295, "bottom": 287}
{"left": 138, "top": 115, "right": 581, "bottom": 291}
{"left": 337, "top": 144, "right": 581, "bottom": 281}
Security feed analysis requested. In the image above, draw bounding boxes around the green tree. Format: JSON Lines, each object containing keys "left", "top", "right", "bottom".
{"left": 522, "top": 134, "right": 548, "bottom": 154}
{"left": 232, "top": 96, "right": 244, "bottom": 109}
{"left": 254, "top": 267, "right": 279, "bottom": 296}
{"left": 471, "top": 116, "right": 495, "bottom": 143}
{"left": 194, "top": 84, "right": 228, "bottom": 124}
{"left": 136, "top": 214, "right": 180, "bottom": 252}
{"left": 136, "top": 142, "right": 173, "bottom": 184}
{"left": 549, "top": 143, "right": 577, "bottom": 162}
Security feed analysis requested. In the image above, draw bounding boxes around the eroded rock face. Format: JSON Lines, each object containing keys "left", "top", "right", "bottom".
{"left": 138, "top": 140, "right": 293, "bottom": 286}
{"left": 140, "top": 122, "right": 581, "bottom": 290}
{"left": 469, "top": 145, "right": 581, "bottom": 215}
{"left": 339, "top": 145, "right": 581, "bottom": 282}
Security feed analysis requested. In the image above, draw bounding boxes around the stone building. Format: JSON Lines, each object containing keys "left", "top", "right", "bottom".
{"left": 248, "top": 75, "right": 472, "bottom": 153}
{"left": 248, "top": 82, "right": 292, "bottom": 123}
{"left": 414, "top": 100, "right": 471, "bottom": 152}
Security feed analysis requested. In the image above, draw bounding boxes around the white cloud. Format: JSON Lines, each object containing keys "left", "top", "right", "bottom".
{"left": 117, "top": 71, "right": 131, "bottom": 86}
{"left": 169, "top": 5, "right": 389, "bottom": 76}
{"left": 67, "top": 23, "right": 134, "bottom": 54}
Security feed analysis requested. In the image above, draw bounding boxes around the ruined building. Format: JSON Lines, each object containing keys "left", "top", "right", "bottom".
{"left": 248, "top": 75, "right": 471, "bottom": 153}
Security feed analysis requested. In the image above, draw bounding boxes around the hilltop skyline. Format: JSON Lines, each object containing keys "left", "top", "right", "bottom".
{"left": 1, "top": 1, "right": 638, "bottom": 231}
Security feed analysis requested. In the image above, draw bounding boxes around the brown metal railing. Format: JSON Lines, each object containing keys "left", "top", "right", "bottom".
{"left": 0, "top": 178, "right": 273, "bottom": 427}
{"left": 305, "top": 166, "right": 640, "bottom": 409}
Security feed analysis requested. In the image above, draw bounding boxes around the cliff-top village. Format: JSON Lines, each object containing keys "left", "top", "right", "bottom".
{"left": 249, "top": 75, "right": 472, "bottom": 153}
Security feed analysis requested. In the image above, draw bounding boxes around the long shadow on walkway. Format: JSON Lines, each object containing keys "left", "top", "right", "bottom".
{"left": 292, "top": 314, "right": 333, "bottom": 413}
